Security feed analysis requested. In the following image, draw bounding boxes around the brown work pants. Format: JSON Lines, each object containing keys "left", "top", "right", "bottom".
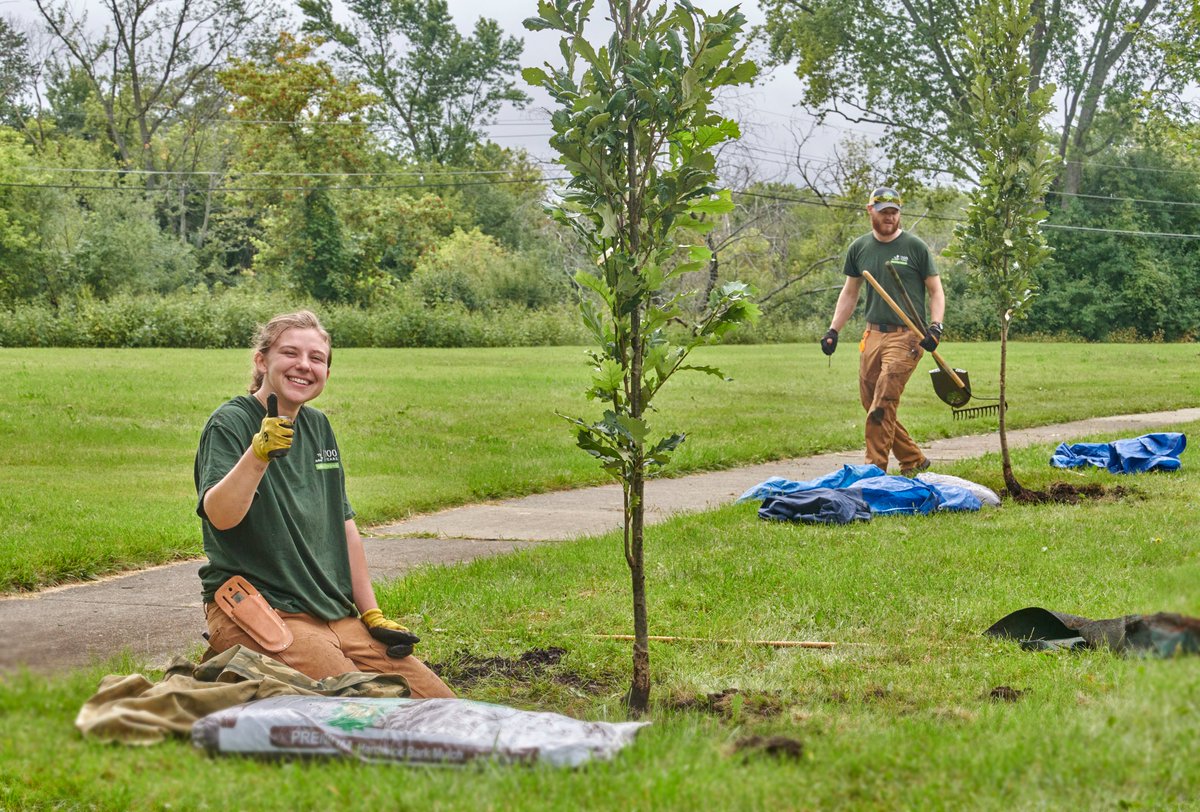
{"left": 859, "top": 328, "right": 926, "bottom": 472}
{"left": 204, "top": 603, "right": 455, "bottom": 698}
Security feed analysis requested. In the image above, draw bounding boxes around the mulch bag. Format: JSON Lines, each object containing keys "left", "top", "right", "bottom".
{"left": 984, "top": 606, "right": 1200, "bottom": 657}
{"left": 916, "top": 472, "right": 1001, "bottom": 508}
{"left": 193, "top": 695, "right": 647, "bottom": 767}
{"left": 1050, "top": 432, "right": 1186, "bottom": 474}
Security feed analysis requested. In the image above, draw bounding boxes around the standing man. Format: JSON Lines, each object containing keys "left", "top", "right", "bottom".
{"left": 820, "top": 187, "right": 945, "bottom": 476}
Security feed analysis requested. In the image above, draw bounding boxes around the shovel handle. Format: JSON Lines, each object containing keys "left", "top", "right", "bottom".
{"left": 860, "top": 271, "right": 967, "bottom": 391}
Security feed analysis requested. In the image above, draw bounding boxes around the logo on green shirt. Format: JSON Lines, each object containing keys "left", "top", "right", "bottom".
{"left": 314, "top": 448, "right": 341, "bottom": 470}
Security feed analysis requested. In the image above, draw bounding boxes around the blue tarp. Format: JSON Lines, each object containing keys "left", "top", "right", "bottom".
{"left": 844, "top": 475, "right": 981, "bottom": 514}
{"left": 759, "top": 488, "right": 872, "bottom": 524}
{"left": 1050, "top": 432, "right": 1186, "bottom": 474}
{"left": 737, "top": 464, "right": 884, "bottom": 502}
{"left": 741, "top": 464, "right": 982, "bottom": 521}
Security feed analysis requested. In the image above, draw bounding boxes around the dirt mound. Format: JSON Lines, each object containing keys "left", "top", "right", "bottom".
{"left": 732, "top": 734, "right": 804, "bottom": 761}
{"left": 666, "top": 688, "right": 786, "bottom": 719}
{"left": 430, "top": 647, "right": 609, "bottom": 692}
{"left": 988, "top": 685, "right": 1026, "bottom": 702}
{"left": 1010, "top": 482, "right": 1133, "bottom": 504}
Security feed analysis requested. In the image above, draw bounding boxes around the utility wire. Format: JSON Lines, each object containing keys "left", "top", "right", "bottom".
{"left": 1045, "top": 189, "right": 1200, "bottom": 209}
{"left": 733, "top": 189, "right": 1200, "bottom": 240}
{"left": 0, "top": 176, "right": 566, "bottom": 192}
{"left": 16, "top": 159, "right": 1200, "bottom": 211}
{"left": 185, "top": 108, "right": 1200, "bottom": 179}
{"left": 2, "top": 174, "right": 1196, "bottom": 240}
{"left": 22, "top": 165, "right": 548, "bottom": 178}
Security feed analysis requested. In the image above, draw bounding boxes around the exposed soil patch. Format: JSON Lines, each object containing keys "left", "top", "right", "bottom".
{"left": 430, "top": 647, "right": 610, "bottom": 692}
{"left": 1009, "top": 482, "right": 1133, "bottom": 505}
{"left": 988, "top": 685, "right": 1026, "bottom": 702}
{"left": 732, "top": 734, "right": 805, "bottom": 761}
{"left": 667, "top": 688, "right": 786, "bottom": 719}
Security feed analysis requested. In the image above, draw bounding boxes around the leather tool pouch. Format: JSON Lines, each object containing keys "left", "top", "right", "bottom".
{"left": 214, "top": 575, "right": 293, "bottom": 653}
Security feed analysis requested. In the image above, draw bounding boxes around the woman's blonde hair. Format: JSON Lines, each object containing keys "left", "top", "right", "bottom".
{"left": 248, "top": 310, "right": 332, "bottom": 393}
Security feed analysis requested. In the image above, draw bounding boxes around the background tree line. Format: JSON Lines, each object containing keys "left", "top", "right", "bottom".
{"left": 0, "top": 0, "right": 1197, "bottom": 348}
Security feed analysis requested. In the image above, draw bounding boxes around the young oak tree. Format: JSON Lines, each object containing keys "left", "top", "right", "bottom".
{"left": 946, "top": 0, "right": 1059, "bottom": 497}
{"left": 524, "top": 0, "right": 758, "bottom": 714}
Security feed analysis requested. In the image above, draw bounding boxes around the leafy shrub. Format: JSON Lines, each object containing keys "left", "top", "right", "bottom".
{"left": 69, "top": 195, "right": 200, "bottom": 297}
{"left": 0, "top": 288, "right": 588, "bottom": 348}
{"left": 407, "top": 228, "right": 510, "bottom": 311}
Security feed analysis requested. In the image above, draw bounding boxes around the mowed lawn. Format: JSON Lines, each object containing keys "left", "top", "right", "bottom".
{"left": 1, "top": 426, "right": 1197, "bottom": 810}
{"left": 0, "top": 342, "right": 1197, "bottom": 592}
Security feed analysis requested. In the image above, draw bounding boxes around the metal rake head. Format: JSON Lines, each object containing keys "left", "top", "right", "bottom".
{"left": 951, "top": 403, "right": 1002, "bottom": 420}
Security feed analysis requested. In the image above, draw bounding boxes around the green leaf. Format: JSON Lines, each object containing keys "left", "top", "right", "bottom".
{"left": 647, "top": 432, "right": 686, "bottom": 466}
{"left": 590, "top": 358, "right": 624, "bottom": 395}
{"left": 678, "top": 364, "right": 729, "bottom": 381}
{"left": 614, "top": 414, "right": 649, "bottom": 444}
{"left": 686, "top": 190, "right": 735, "bottom": 215}
{"left": 575, "top": 37, "right": 599, "bottom": 67}
{"left": 575, "top": 270, "right": 614, "bottom": 305}
{"left": 521, "top": 67, "right": 550, "bottom": 86}
{"left": 597, "top": 204, "right": 619, "bottom": 239}
{"left": 675, "top": 215, "right": 717, "bottom": 234}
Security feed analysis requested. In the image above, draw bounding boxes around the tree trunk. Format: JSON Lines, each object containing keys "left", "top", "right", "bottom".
{"left": 998, "top": 318, "right": 1022, "bottom": 496}
{"left": 179, "top": 184, "right": 188, "bottom": 242}
{"left": 626, "top": 470, "right": 650, "bottom": 714}
{"left": 625, "top": 251, "right": 650, "bottom": 714}
{"left": 701, "top": 231, "right": 719, "bottom": 304}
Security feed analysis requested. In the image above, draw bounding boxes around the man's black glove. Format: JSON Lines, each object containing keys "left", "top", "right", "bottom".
{"left": 820, "top": 328, "right": 839, "bottom": 356}
{"left": 361, "top": 608, "right": 421, "bottom": 659}
{"left": 920, "top": 322, "right": 944, "bottom": 352}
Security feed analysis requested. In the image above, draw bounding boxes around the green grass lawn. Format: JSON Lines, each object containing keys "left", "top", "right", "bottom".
{"left": 1, "top": 426, "right": 1197, "bottom": 810}
{"left": 1, "top": 342, "right": 1197, "bottom": 592}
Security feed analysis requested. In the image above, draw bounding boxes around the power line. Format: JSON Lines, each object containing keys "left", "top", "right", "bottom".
{"left": 1063, "top": 159, "right": 1200, "bottom": 178}
{"left": 201, "top": 117, "right": 556, "bottom": 128}
{"left": 733, "top": 189, "right": 1200, "bottom": 240}
{"left": 1041, "top": 222, "right": 1200, "bottom": 239}
{"left": 1046, "top": 189, "right": 1200, "bottom": 209}
{"left": 201, "top": 109, "right": 1200, "bottom": 178}
{"left": 18, "top": 160, "right": 1200, "bottom": 211}
{"left": 0, "top": 176, "right": 565, "bottom": 192}
{"left": 3, "top": 172, "right": 1196, "bottom": 240}
{"left": 23, "top": 165, "right": 548, "bottom": 178}
{"left": 66, "top": 99, "right": 1198, "bottom": 180}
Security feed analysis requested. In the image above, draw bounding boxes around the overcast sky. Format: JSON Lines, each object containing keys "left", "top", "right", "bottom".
{"left": 3, "top": 0, "right": 884, "bottom": 185}
{"left": 456, "top": 1, "right": 876, "bottom": 179}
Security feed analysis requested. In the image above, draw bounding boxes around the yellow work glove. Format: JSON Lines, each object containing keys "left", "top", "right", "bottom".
{"left": 252, "top": 393, "right": 294, "bottom": 462}
{"left": 361, "top": 608, "right": 421, "bottom": 659}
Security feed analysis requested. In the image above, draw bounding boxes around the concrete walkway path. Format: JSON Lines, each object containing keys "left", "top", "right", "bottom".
{"left": 3, "top": 407, "right": 1196, "bottom": 675}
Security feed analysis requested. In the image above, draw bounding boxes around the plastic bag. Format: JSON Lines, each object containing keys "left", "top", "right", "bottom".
{"left": 193, "top": 696, "right": 647, "bottom": 767}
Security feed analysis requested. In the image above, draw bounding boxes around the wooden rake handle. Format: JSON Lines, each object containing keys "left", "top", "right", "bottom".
{"left": 860, "top": 270, "right": 967, "bottom": 391}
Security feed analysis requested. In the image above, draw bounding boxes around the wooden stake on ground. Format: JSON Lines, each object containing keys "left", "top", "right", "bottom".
{"left": 588, "top": 634, "right": 835, "bottom": 649}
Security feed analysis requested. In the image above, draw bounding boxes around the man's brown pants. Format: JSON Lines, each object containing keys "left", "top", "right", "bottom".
{"left": 205, "top": 603, "right": 454, "bottom": 698}
{"left": 859, "top": 329, "right": 926, "bottom": 471}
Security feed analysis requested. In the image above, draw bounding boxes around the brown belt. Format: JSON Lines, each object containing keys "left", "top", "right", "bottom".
{"left": 868, "top": 322, "right": 909, "bottom": 333}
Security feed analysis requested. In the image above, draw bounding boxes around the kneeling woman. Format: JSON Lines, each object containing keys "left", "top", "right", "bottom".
{"left": 194, "top": 310, "right": 453, "bottom": 697}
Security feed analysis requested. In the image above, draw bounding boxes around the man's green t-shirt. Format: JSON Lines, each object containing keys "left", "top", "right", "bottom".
{"left": 195, "top": 395, "right": 356, "bottom": 620}
{"left": 842, "top": 230, "right": 938, "bottom": 326}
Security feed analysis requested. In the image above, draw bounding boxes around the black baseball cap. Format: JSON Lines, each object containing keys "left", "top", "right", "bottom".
{"left": 868, "top": 187, "right": 902, "bottom": 211}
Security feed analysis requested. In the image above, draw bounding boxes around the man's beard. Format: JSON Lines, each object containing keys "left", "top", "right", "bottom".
{"left": 872, "top": 215, "right": 899, "bottom": 236}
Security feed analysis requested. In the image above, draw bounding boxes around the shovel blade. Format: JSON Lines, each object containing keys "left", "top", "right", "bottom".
{"left": 931, "top": 367, "right": 972, "bottom": 407}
